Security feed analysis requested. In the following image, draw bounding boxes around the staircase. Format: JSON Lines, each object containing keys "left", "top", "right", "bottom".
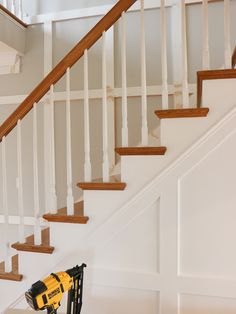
{"left": 1, "top": 0, "right": 236, "bottom": 313}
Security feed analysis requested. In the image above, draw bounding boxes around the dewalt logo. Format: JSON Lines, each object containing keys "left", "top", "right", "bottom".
{"left": 48, "top": 288, "right": 60, "bottom": 299}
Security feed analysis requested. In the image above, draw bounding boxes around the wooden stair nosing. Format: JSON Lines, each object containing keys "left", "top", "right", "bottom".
{"left": 77, "top": 182, "right": 127, "bottom": 191}
{"left": 0, "top": 272, "right": 23, "bottom": 282}
{"left": 43, "top": 201, "right": 88, "bottom": 224}
{"left": 11, "top": 242, "right": 54, "bottom": 254}
{"left": 43, "top": 214, "right": 89, "bottom": 224}
{"left": 155, "top": 108, "right": 209, "bottom": 119}
{"left": 78, "top": 175, "right": 126, "bottom": 190}
{"left": 0, "top": 255, "right": 23, "bottom": 281}
{"left": 11, "top": 228, "right": 54, "bottom": 254}
{"left": 115, "top": 146, "right": 167, "bottom": 156}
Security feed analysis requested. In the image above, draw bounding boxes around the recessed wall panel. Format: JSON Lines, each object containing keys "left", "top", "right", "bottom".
{"left": 179, "top": 132, "right": 236, "bottom": 278}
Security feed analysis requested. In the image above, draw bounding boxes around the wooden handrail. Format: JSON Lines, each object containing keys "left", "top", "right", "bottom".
{"left": 0, "top": 0, "right": 137, "bottom": 141}
{"left": 0, "top": 4, "right": 27, "bottom": 28}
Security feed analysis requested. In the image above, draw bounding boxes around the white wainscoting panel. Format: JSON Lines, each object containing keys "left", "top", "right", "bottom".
{"left": 89, "top": 199, "right": 160, "bottom": 272}
{"left": 83, "top": 286, "right": 159, "bottom": 314}
{"left": 179, "top": 294, "right": 236, "bottom": 314}
{"left": 179, "top": 130, "right": 236, "bottom": 278}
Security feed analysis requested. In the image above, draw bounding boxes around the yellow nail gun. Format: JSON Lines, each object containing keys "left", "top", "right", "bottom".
{"left": 25, "top": 264, "right": 86, "bottom": 314}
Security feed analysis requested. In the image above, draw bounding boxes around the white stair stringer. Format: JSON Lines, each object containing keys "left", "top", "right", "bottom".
{"left": 5, "top": 81, "right": 236, "bottom": 313}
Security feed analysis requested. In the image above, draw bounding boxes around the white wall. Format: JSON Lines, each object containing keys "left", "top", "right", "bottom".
{"left": 22, "top": 0, "right": 117, "bottom": 16}
{"left": 0, "top": 24, "right": 44, "bottom": 97}
{"left": 38, "top": 0, "right": 117, "bottom": 15}
{"left": 0, "top": 15, "right": 26, "bottom": 55}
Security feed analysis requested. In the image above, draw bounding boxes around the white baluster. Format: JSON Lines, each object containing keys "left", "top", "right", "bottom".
{"left": 3, "top": 0, "right": 7, "bottom": 8}
{"left": 84, "top": 50, "right": 92, "bottom": 182}
{"left": 11, "top": 0, "right": 16, "bottom": 15}
{"left": 140, "top": 0, "right": 148, "bottom": 145}
{"left": 202, "top": 0, "right": 210, "bottom": 69}
{"left": 224, "top": 0, "right": 231, "bottom": 68}
{"left": 102, "top": 31, "right": 109, "bottom": 182}
{"left": 33, "top": 104, "right": 41, "bottom": 245}
{"left": 121, "top": 12, "right": 128, "bottom": 147}
{"left": 66, "top": 68, "right": 74, "bottom": 215}
{"left": 161, "top": 0, "right": 169, "bottom": 109}
{"left": 49, "top": 85, "right": 57, "bottom": 213}
{"left": 17, "top": 120, "right": 25, "bottom": 243}
{"left": 18, "top": 0, "right": 22, "bottom": 19}
{"left": 181, "top": 0, "right": 190, "bottom": 108}
{"left": 2, "top": 137, "right": 12, "bottom": 273}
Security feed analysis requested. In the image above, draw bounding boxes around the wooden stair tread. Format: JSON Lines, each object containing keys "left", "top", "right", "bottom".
{"left": 197, "top": 69, "right": 236, "bottom": 80}
{"left": 43, "top": 201, "right": 89, "bottom": 224}
{"left": 11, "top": 228, "right": 54, "bottom": 254}
{"left": 43, "top": 214, "right": 89, "bottom": 224}
{"left": 155, "top": 108, "right": 209, "bottom": 119}
{"left": 0, "top": 272, "right": 23, "bottom": 281}
{"left": 11, "top": 243, "right": 54, "bottom": 254}
{"left": 197, "top": 69, "right": 236, "bottom": 106}
{"left": 0, "top": 255, "right": 23, "bottom": 281}
{"left": 78, "top": 175, "right": 126, "bottom": 191}
{"left": 115, "top": 146, "right": 167, "bottom": 156}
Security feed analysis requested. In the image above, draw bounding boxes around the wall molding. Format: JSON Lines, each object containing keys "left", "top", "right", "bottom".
{"left": 0, "top": 84, "right": 196, "bottom": 106}
{"left": 178, "top": 275, "right": 236, "bottom": 299}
